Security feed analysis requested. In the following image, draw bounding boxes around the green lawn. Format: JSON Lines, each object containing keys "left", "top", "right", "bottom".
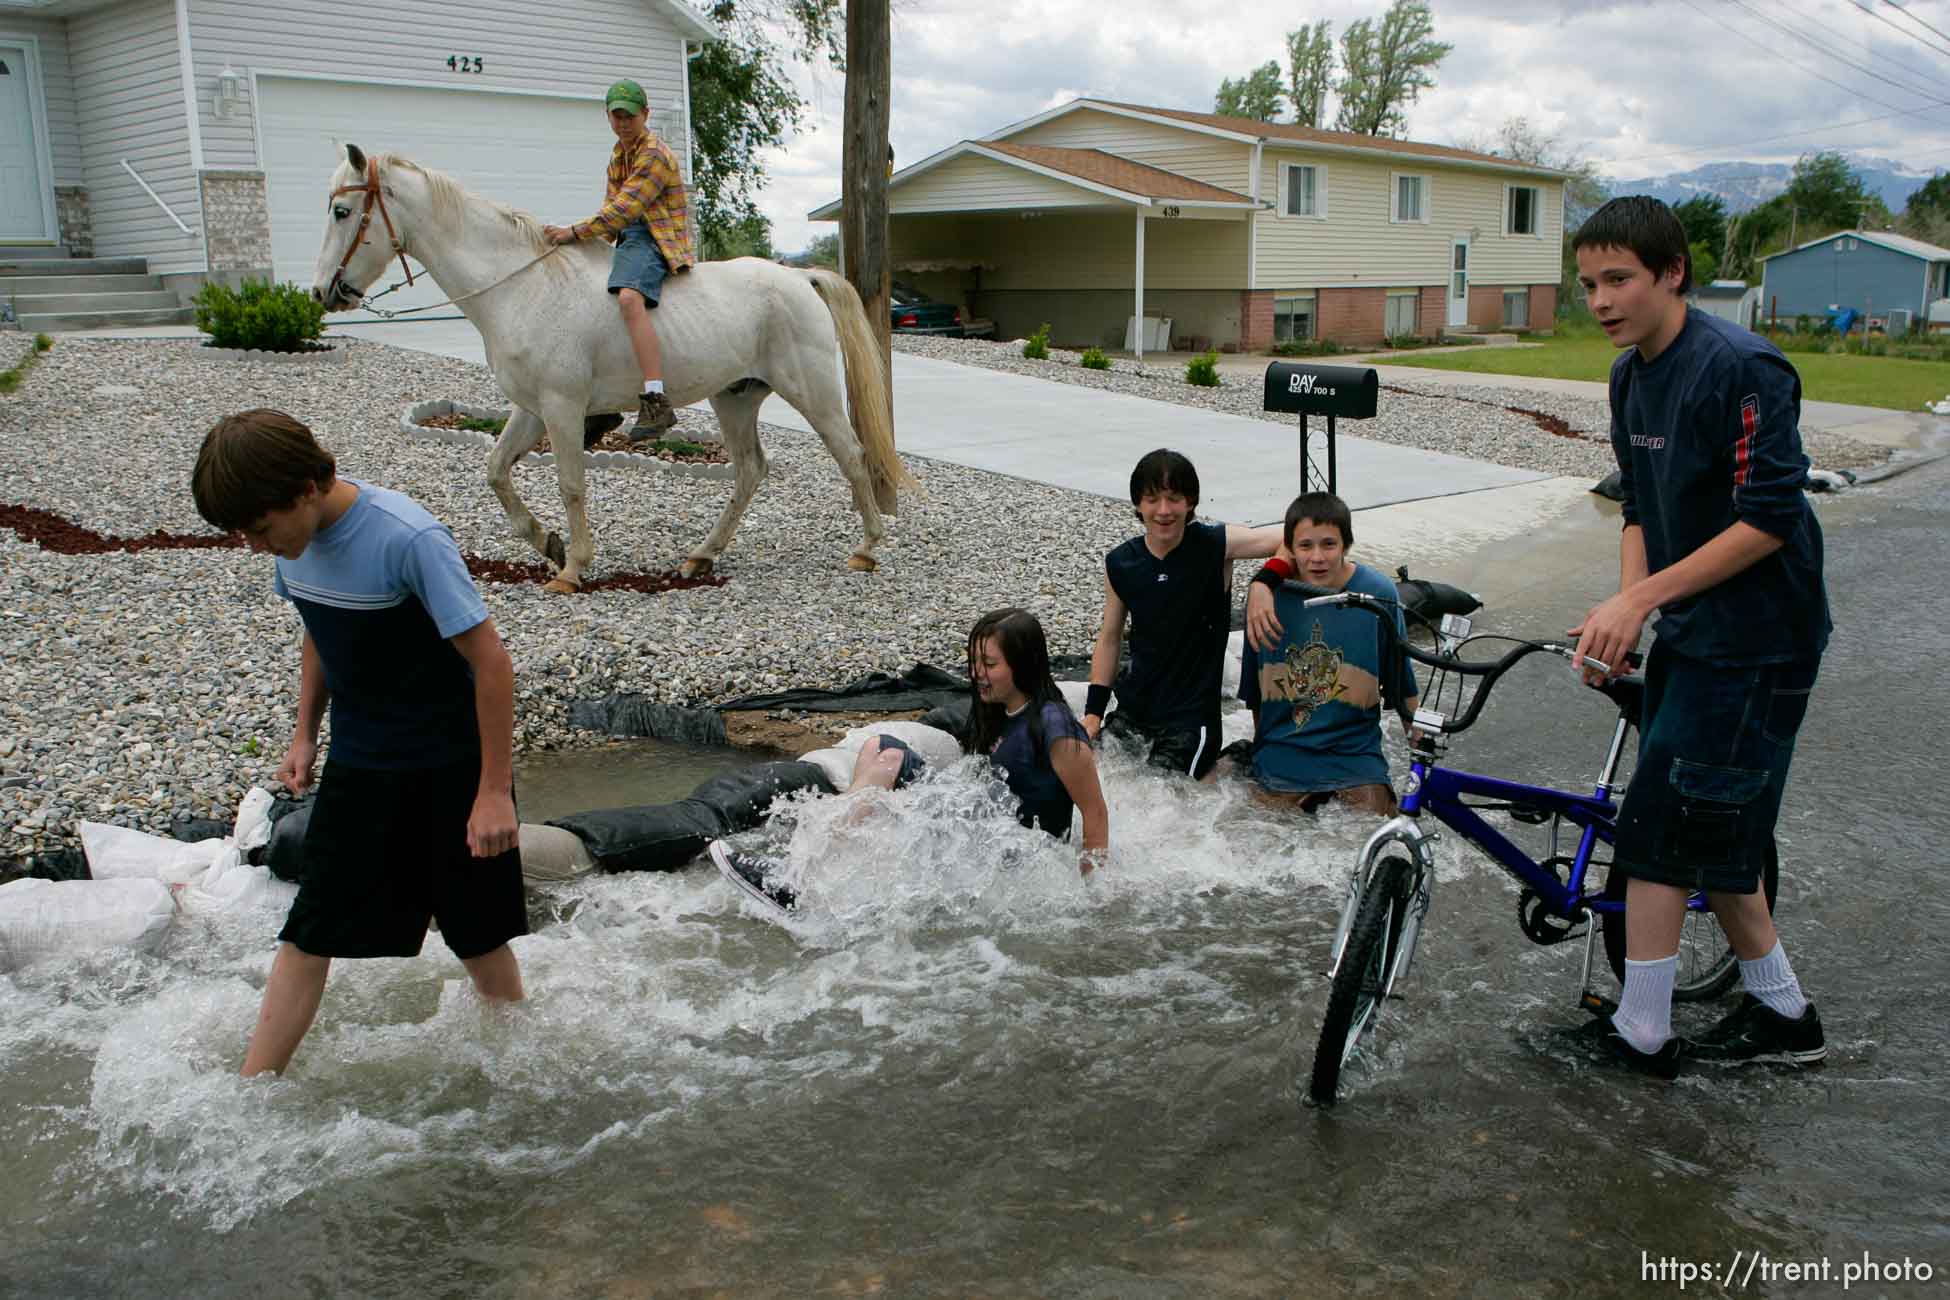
{"left": 1383, "top": 330, "right": 1950, "bottom": 411}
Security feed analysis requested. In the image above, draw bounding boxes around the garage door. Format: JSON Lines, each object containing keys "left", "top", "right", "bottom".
{"left": 259, "top": 77, "right": 612, "bottom": 321}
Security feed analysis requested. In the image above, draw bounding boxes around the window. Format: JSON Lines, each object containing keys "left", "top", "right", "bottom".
{"left": 1391, "top": 173, "right": 1427, "bottom": 223}
{"left": 1282, "top": 163, "right": 1324, "bottom": 218}
{"left": 1385, "top": 291, "right": 1419, "bottom": 337}
{"left": 1506, "top": 184, "right": 1539, "bottom": 236}
{"left": 1503, "top": 290, "right": 1530, "bottom": 328}
{"left": 1274, "top": 294, "right": 1316, "bottom": 342}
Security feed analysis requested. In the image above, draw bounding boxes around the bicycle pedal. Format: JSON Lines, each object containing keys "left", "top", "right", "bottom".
{"left": 1579, "top": 991, "right": 1618, "bottom": 1019}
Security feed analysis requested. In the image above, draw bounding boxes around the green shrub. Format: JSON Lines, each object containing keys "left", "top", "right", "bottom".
{"left": 0, "top": 332, "right": 53, "bottom": 394}
{"left": 1079, "top": 346, "right": 1110, "bottom": 370}
{"left": 1022, "top": 323, "right": 1052, "bottom": 361}
{"left": 1185, "top": 349, "right": 1221, "bottom": 387}
{"left": 32, "top": 333, "right": 53, "bottom": 353}
{"left": 458, "top": 415, "right": 507, "bottom": 434}
{"left": 1268, "top": 338, "right": 1342, "bottom": 358}
{"left": 192, "top": 278, "right": 328, "bottom": 353}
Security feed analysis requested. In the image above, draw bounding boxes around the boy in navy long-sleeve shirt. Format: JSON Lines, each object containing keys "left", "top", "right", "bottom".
{"left": 1568, "top": 197, "right": 1829, "bottom": 1078}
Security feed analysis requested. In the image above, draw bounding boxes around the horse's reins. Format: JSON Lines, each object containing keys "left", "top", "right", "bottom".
{"left": 328, "top": 156, "right": 563, "bottom": 319}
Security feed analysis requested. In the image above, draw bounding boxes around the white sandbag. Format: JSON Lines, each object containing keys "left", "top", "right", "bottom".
{"left": 180, "top": 843, "right": 297, "bottom": 914}
{"left": 1056, "top": 680, "right": 1097, "bottom": 718}
{"left": 78, "top": 820, "right": 222, "bottom": 883}
{"left": 0, "top": 876, "right": 176, "bottom": 970}
{"left": 1223, "top": 629, "right": 1245, "bottom": 699}
{"left": 519, "top": 822, "right": 597, "bottom": 884}
{"left": 798, "top": 746, "right": 858, "bottom": 790}
{"left": 234, "top": 787, "right": 276, "bottom": 856}
{"left": 1221, "top": 706, "right": 1255, "bottom": 749}
{"left": 835, "top": 720, "right": 964, "bottom": 767}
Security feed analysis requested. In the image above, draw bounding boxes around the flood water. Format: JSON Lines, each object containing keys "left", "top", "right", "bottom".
{"left": 3, "top": 464, "right": 1947, "bottom": 1297}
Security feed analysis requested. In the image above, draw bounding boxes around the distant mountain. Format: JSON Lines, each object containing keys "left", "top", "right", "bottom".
{"left": 1609, "top": 154, "right": 1941, "bottom": 215}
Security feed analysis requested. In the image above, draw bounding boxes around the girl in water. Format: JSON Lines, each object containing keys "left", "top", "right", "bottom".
{"left": 712, "top": 607, "right": 1110, "bottom": 912}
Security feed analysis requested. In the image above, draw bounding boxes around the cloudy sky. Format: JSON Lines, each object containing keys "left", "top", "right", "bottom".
{"left": 751, "top": 0, "right": 1950, "bottom": 253}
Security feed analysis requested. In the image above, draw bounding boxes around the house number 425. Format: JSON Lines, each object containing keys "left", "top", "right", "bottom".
{"left": 447, "top": 55, "right": 485, "bottom": 73}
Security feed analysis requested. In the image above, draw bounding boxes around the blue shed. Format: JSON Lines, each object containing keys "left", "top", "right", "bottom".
{"left": 1760, "top": 231, "right": 1950, "bottom": 328}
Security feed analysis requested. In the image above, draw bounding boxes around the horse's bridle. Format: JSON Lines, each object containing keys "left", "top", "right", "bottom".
{"left": 327, "top": 156, "right": 415, "bottom": 304}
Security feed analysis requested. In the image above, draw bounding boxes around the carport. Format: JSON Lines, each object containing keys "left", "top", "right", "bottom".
{"left": 810, "top": 142, "right": 1258, "bottom": 358}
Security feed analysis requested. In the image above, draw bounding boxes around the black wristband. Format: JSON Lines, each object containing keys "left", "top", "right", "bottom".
{"left": 1085, "top": 684, "right": 1112, "bottom": 719}
{"left": 1251, "top": 564, "right": 1285, "bottom": 591}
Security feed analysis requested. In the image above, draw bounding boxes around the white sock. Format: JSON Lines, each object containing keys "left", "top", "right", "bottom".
{"left": 1738, "top": 941, "right": 1808, "bottom": 1019}
{"left": 642, "top": 379, "right": 664, "bottom": 395}
{"left": 1613, "top": 953, "right": 1678, "bottom": 1053}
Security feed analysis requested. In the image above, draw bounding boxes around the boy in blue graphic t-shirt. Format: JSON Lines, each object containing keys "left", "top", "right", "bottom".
{"left": 192, "top": 409, "right": 527, "bottom": 1077}
{"left": 1240, "top": 492, "right": 1417, "bottom": 815}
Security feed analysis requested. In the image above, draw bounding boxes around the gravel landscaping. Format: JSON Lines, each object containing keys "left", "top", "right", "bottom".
{"left": 0, "top": 332, "right": 1897, "bottom": 861}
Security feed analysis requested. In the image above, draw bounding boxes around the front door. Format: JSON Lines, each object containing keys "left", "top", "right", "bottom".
{"left": 0, "top": 43, "right": 54, "bottom": 241}
{"left": 1447, "top": 236, "right": 1470, "bottom": 328}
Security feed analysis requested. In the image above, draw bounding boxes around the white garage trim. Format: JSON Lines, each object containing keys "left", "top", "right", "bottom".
{"left": 255, "top": 73, "right": 618, "bottom": 321}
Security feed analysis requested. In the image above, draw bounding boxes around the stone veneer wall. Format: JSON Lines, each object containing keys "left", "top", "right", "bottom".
{"left": 54, "top": 188, "right": 92, "bottom": 257}
{"left": 198, "top": 170, "right": 273, "bottom": 277}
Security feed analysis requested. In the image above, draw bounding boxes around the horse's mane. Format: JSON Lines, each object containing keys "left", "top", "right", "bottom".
{"left": 368, "top": 151, "right": 550, "bottom": 251}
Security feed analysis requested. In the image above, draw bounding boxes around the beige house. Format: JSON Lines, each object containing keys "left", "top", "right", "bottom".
{"left": 811, "top": 98, "right": 1569, "bottom": 354}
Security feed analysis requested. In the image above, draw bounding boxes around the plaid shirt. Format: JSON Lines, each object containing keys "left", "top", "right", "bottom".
{"left": 574, "top": 131, "right": 696, "bottom": 270}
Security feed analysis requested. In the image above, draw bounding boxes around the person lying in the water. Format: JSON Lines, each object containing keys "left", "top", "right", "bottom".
{"left": 710, "top": 607, "right": 1111, "bottom": 912}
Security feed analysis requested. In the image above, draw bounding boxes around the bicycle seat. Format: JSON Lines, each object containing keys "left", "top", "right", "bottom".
{"left": 1590, "top": 672, "right": 1645, "bottom": 729}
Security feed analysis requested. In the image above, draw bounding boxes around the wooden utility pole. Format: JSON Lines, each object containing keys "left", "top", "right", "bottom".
{"left": 842, "top": 0, "right": 893, "bottom": 384}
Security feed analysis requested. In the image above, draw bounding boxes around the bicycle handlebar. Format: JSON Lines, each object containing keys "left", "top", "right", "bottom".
{"left": 1276, "top": 580, "right": 1620, "bottom": 736}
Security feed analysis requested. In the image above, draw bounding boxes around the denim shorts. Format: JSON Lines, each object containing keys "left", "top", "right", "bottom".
{"left": 607, "top": 222, "right": 669, "bottom": 306}
{"left": 1613, "top": 640, "right": 1819, "bottom": 894}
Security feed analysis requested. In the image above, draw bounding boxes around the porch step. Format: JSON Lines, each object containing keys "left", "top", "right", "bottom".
{"left": 0, "top": 245, "right": 70, "bottom": 260}
{"left": 0, "top": 273, "right": 164, "bottom": 295}
{"left": 14, "top": 306, "right": 195, "bottom": 332}
{"left": 0, "top": 256, "right": 150, "bottom": 277}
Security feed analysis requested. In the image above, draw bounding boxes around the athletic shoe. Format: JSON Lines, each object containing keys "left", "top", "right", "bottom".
{"left": 709, "top": 840, "right": 798, "bottom": 915}
{"left": 1685, "top": 994, "right": 1827, "bottom": 1066}
{"left": 631, "top": 392, "right": 678, "bottom": 440}
{"left": 1556, "top": 1004, "right": 1682, "bottom": 1080}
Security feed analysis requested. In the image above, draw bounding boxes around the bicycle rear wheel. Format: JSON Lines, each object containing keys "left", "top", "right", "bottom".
{"left": 1309, "top": 855, "right": 1416, "bottom": 1106}
{"left": 1599, "top": 841, "right": 1781, "bottom": 1001}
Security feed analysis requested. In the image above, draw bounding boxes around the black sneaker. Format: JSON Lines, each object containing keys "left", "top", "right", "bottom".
{"left": 1556, "top": 1003, "right": 1682, "bottom": 1080}
{"left": 631, "top": 391, "right": 678, "bottom": 440}
{"left": 1686, "top": 994, "right": 1826, "bottom": 1066}
{"left": 709, "top": 840, "right": 798, "bottom": 915}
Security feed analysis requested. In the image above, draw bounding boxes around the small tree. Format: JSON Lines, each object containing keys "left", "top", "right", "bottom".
{"left": 1285, "top": 20, "right": 1334, "bottom": 128}
{"left": 1215, "top": 62, "right": 1285, "bottom": 122}
{"left": 804, "top": 232, "right": 841, "bottom": 268}
{"left": 1333, "top": 0, "right": 1450, "bottom": 137}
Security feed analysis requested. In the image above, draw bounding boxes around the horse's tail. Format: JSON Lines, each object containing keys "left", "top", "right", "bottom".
{"left": 805, "top": 268, "right": 916, "bottom": 514}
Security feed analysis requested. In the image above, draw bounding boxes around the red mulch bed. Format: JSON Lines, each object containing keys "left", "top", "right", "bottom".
{"left": 0, "top": 502, "right": 726, "bottom": 593}
{"left": 1383, "top": 384, "right": 1591, "bottom": 441}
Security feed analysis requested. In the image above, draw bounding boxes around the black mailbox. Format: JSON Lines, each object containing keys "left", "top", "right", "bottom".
{"left": 1262, "top": 362, "right": 1379, "bottom": 497}
{"left": 1262, "top": 362, "right": 1378, "bottom": 417}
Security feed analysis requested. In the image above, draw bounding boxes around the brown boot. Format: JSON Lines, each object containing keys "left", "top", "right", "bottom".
{"left": 631, "top": 391, "right": 677, "bottom": 441}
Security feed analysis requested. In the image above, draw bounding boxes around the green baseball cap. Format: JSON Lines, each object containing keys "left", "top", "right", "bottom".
{"left": 605, "top": 79, "right": 647, "bottom": 116}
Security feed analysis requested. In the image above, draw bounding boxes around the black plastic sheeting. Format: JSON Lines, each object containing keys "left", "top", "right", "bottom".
{"left": 718, "top": 664, "right": 970, "bottom": 714}
{"left": 1393, "top": 567, "right": 1483, "bottom": 621}
{"left": 546, "top": 760, "right": 836, "bottom": 872}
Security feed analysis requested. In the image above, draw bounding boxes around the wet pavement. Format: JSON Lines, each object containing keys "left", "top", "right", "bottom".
{"left": 2, "top": 450, "right": 1945, "bottom": 1297}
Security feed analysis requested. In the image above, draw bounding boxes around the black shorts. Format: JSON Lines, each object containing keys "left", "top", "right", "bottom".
{"left": 278, "top": 758, "right": 528, "bottom": 960}
{"left": 1102, "top": 710, "right": 1221, "bottom": 780}
{"left": 870, "top": 735, "right": 928, "bottom": 788}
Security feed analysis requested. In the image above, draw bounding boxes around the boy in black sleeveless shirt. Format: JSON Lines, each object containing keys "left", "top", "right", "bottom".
{"left": 1084, "top": 450, "right": 1282, "bottom": 779}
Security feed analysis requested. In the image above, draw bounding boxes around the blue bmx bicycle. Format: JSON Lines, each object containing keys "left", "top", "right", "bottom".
{"left": 1297, "top": 584, "right": 1778, "bottom": 1106}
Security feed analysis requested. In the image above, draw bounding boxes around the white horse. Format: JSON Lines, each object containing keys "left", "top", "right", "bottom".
{"left": 309, "top": 144, "right": 914, "bottom": 592}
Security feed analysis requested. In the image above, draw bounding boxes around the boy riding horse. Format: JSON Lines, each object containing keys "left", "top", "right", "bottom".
{"left": 542, "top": 78, "right": 697, "bottom": 446}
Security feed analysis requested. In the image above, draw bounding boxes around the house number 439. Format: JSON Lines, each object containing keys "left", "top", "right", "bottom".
{"left": 447, "top": 55, "right": 485, "bottom": 73}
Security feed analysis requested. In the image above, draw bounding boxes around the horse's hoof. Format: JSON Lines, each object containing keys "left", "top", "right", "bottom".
{"left": 679, "top": 557, "right": 714, "bottom": 579}
{"left": 542, "top": 577, "right": 581, "bottom": 594}
{"left": 846, "top": 553, "right": 878, "bottom": 572}
{"left": 544, "top": 531, "right": 566, "bottom": 570}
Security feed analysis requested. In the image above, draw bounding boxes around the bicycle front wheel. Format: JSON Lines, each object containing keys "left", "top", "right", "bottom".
{"left": 1309, "top": 855, "right": 1416, "bottom": 1106}
{"left": 1599, "top": 842, "right": 1781, "bottom": 1001}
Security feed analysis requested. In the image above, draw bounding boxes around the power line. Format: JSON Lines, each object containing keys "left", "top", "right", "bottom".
{"left": 1840, "top": 0, "right": 1950, "bottom": 60}
{"left": 1773, "top": 0, "right": 1950, "bottom": 85}
{"left": 1718, "top": 0, "right": 1950, "bottom": 105}
{"left": 1601, "top": 104, "right": 1950, "bottom": 167}
{"left": 1880, "top": 0, "right": 1950, "bottom": 53}
{"left": 1670, "top": 0, "right": 1929, "bottom": 116}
